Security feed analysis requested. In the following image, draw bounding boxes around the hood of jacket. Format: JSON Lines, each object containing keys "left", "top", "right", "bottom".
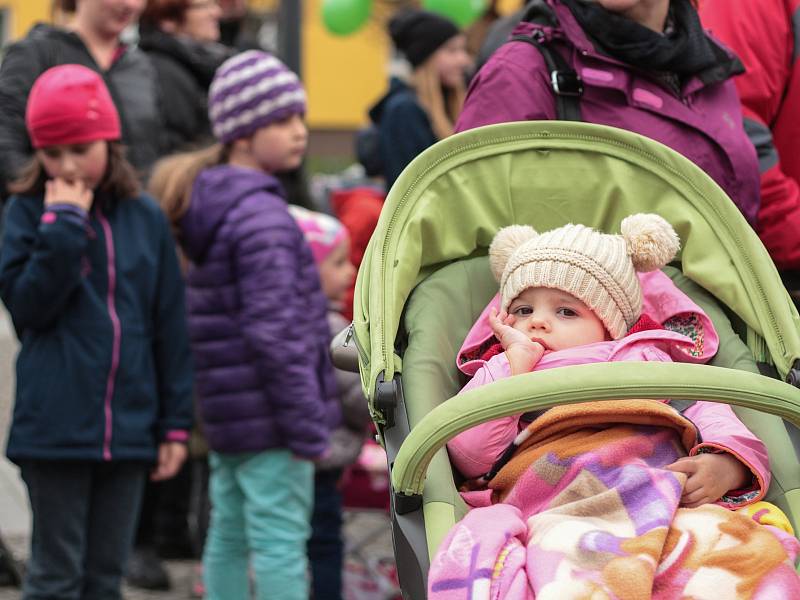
{"left": 179, "top": 164, "right": 284, "bottom": 264}
{"left": 457, "top": 269, "right": 719, "bottom": 376}
{"left": 138, "top": 27, "right": 230, "bottom": 88}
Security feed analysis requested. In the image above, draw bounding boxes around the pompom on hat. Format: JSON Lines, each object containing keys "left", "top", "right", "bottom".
{"left": 26, "top": 65, "right": 121, "bottom": 149}
{"left": 208, "top": 50, "right": 306, "bottom": 144}
{"left": 489, "top": 214, "right": 680, "bottom": 339}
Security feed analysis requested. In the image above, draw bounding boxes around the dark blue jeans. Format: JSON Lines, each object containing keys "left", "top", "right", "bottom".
{"left": 308, "top": 469, "right": 343, "bottom": 600}
{"left": 20, "top": 460, "right": 147, "bottom": 600}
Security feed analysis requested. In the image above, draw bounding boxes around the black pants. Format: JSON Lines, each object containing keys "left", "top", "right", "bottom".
{"left": 20, "top": 460, "right": 147, "bottom": 600}
{"left": 134, "top": 459, "right": 192, "bottom": 551}
{"left": 308, "top": 469, "right": 344, "bottom": 600}
{"left": 134, "top": 457, "right": 210, "bottom": 557}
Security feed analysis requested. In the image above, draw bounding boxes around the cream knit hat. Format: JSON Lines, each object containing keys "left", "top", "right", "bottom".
{"left": 489, "top": 214, "right": 680, "bottom": 339}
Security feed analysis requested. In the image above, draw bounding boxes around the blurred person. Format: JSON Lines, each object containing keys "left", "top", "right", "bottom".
{"left": 0, "top": 64, "right": 192, "bottom": 600}
{"left": 139, "top": 0, "right": 233, "bottom": 154}
{"left": 368, "top": 9, "right": 472, "bottom": 190}
{"left": 698, "top": 0, "right": 800, "bottom": 303}
{"left": 150, "top": 50, "right": 338, "bottom": 600}
{"left": 455, "top": 0, "right": 761, "bottom": 227}
{"left": 0, "top": 0, "right": 163, "bottom": 194}
{"left": 290, "top": 206, "right": 372, "bottom": 600}
{"left": 130, "top": 2, "right": 231, "bottom": 586}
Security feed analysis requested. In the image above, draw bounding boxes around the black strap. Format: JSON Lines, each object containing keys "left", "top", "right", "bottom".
{"left": 669, "top": 399, "right": 696, "bottom": 414}
{"left": 510, "top": 31, "right": 583, "bottom": 122}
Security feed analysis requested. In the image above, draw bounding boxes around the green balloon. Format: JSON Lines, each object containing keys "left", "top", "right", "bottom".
{"left": 322, "top": 0, "right": 372, "bottom": 36}
{"left": 422, "top": 0, "right": 487, "bottom": 28}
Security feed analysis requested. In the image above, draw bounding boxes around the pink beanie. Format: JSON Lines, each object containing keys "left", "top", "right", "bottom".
{"left": 26, "top": 64, "right": 121, "bottom": 149}
{"left": 289, "top": 206, "right": 349, "bottom": 265}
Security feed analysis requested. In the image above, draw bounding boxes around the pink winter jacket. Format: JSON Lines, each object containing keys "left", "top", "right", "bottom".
{"left": 447, "top": 271, "right": 771, "bottom": 508}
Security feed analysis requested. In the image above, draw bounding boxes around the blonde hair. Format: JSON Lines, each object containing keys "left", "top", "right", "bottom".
{"left": 411, "top": 60, "right": 466, "bottom": 141}
{"left": 149, "top": 144, "right": 229, "bottom": 234}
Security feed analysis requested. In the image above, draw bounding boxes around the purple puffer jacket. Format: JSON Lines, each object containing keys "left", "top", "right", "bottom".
{"left": 456, "top": 0, "right": 760, "bottom": 224}
{"left": 179, "top": 164, "right": 339, "bottom": 457}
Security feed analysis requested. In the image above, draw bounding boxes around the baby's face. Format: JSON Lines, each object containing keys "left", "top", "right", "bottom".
{"left": 507, "top": 287, "right": 608, "bottom": 352}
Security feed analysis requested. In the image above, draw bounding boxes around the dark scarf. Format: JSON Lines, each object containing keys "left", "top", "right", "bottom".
{"left": 559, "top": 0, "right": 720, "bottom": 78}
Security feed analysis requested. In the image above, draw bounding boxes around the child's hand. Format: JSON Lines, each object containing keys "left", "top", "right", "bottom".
{"left": 44, "top": 178, "right": 93, "bottom": 211}
{"left": 666, "top": 452, "right": 750, "bottom": 508}
{"left": 489, "top": 308, "right": 545, "bottom": 375}
{"left": 151, "top": 442, "right": 188, "bottom": 481}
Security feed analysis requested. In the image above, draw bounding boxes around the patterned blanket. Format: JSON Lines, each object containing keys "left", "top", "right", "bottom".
{"left": 428, "top": 400, "right": 800, "bottom": 599}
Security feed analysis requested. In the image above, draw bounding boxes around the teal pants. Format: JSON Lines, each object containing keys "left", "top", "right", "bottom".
{"left": 203, "top": 450, "right": 313, "bottom": 600}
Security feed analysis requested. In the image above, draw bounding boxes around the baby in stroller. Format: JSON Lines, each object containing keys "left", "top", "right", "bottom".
{"left": 430, "top": 215, "right": 800, "bottom": 598}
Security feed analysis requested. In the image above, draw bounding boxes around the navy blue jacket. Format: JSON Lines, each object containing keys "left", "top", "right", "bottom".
{"left": 0, "top": 193, "right": 193, "bottom": 463}
{"left": 369, "top": 77, "right": 438, "bottom": 189}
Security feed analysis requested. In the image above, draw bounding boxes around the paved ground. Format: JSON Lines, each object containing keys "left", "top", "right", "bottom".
{"left": 0, "top": 309, "right": 397, "bottom": 599}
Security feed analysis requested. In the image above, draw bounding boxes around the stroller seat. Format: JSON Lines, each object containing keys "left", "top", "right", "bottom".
{"left": 402, "top": 258, "right": 800, "bottom": 561}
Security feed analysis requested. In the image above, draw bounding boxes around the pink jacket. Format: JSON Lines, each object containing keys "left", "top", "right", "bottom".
{"left": 448, "top": 271, "right": 770, "bottom": 508}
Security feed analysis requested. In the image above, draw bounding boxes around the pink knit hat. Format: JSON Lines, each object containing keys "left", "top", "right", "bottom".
{"left": 289, "top": 206, "right": 349, "bottom": 265}
{"left": 26, "top": 65, "right": 121, "bottom": 149}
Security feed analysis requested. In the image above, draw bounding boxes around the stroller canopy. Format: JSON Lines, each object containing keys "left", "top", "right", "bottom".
{"left": 353, "top": 121, "right": 800, "bottom": 421}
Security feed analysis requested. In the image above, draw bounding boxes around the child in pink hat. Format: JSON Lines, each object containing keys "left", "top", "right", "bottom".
{"left": 0, "top": 64, "right": 193, "bottom": 600}
{"left": 290, "top": 206, "right": 371, "bottom": 600}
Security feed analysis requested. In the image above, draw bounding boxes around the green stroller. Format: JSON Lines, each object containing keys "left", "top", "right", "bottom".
{"left": 345, "top": 121, "right": 800, "bottom": 598}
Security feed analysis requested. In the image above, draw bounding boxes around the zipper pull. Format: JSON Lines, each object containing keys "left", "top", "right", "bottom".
{"left": 344, "top": 323, "right": 354, "bottom": 347}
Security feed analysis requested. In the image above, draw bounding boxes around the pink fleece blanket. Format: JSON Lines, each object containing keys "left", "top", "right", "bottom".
{"left": 428, "top": 401, "right": 800, "bottom": 599}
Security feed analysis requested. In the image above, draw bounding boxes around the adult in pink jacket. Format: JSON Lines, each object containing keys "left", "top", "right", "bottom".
{"left": 699, "top": 0, "right": 800, "bottom": 291}
{"left": 456, "top": 0, "right": 761, "bottom": 225}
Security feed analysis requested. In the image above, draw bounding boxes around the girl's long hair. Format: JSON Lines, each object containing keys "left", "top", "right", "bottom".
{"left": 148, "top": 143, "right": 229, "bottom": 234}
{"left": 412, "top": 60, "right": 466, "bottom": 141}
{"left": 8, "top": 141, "right": 141, "bottom": 200}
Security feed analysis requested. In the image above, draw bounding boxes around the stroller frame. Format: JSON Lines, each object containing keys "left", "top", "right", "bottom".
{"left": 351, "top": 122, "right": 800, "bottom": 598}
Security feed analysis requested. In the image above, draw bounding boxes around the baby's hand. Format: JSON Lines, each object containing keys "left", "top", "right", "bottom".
{"left": 489, "top": 308, "right": 535, "bottom": 349}
{"left": 489, "top": 308, "right": 545, "bottom": 375}
{"left": 666, "top": 452, "right": 750, "bottom": 508}
{"left": 45, "top": 178, "right": 93, "bottom": 211}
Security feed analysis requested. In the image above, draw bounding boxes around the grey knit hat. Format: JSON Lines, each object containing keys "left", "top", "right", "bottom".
{"left": 208, "top": 50, "right": 306, "bottom": 144}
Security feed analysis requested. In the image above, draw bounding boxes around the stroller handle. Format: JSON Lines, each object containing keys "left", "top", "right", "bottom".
{"left": 391, "top": 361, "right": 800, "bottom": 497}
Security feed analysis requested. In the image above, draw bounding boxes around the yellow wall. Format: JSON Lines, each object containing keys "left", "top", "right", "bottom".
{"left": 2, "top": 0, "right": 52, "bottom": 40}
{"left": 496, "top": 0, "right": 523, "bottom": 15}
{"left": 303, "top": 0, "right": 388, "bottom": 129}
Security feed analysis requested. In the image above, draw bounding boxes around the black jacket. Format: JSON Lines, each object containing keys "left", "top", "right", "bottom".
{"left": 138, "top": 28, "right": 231, "bottom": 154}
{"left": 368, "top": 77, "right": 437, "bottom": 189}
{"left": 0, "top": 24, "right": 164, "bottom": 190}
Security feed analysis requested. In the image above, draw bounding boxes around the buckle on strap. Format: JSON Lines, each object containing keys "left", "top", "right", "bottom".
{"left": 551, "top": 70, "right": 583, "bottom": 96}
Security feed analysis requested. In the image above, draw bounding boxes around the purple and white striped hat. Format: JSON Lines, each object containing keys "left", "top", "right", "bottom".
{"left": 208, "top": 50, "right": 307, "bottom": 144}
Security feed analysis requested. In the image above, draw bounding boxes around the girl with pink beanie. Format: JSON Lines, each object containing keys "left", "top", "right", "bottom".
{"left": 289, "top": 206, "right": 371, "bottom": 600}
{"left": 0, "top": 64, "right": 193, "bottom": 599}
